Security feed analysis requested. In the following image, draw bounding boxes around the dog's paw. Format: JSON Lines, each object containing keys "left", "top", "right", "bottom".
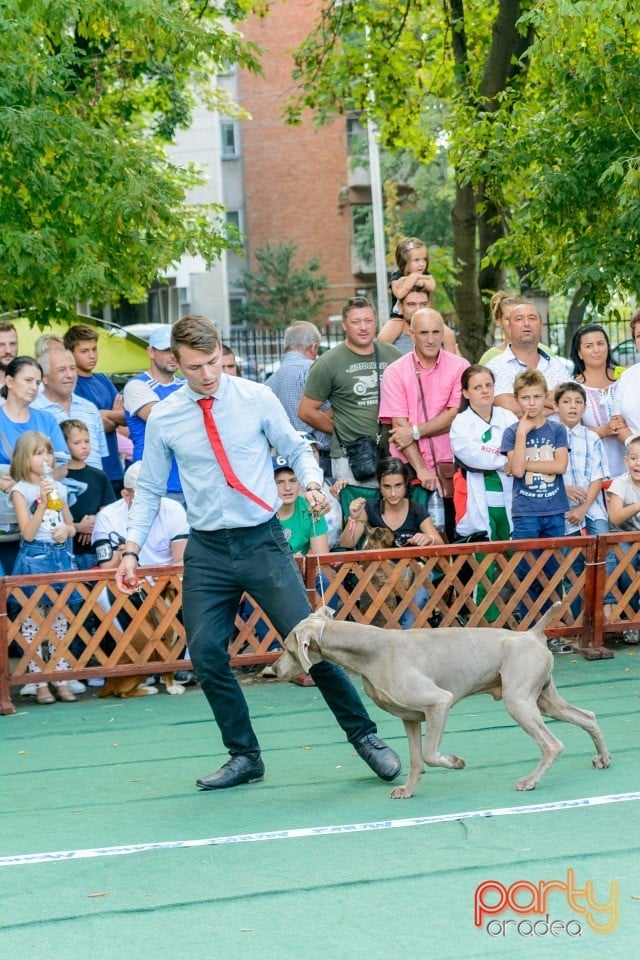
{"left": 444, "top": 754, "right": 465, "bottom": 770}
{"left": 593, "top": 752, "right": 611, "bottom": 770}
{"left": 390, "top": 784, "right": 414, "bottom": 799}
{"left": 164, "top": 683, "right": 185, "bottom": 696}
{"left": 514, "top": 775, "right": 538, "bottom": 791}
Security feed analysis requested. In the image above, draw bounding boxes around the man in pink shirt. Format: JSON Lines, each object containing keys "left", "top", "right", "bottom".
{"left": 379, "top": 308, "right": 469, "bottom": 538}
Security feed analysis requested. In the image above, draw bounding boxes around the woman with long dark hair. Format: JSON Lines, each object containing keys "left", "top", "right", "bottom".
{"left": 0, "top": 357, "right": 69, "bottom": 572}
{"left": 340, "top": 457, "right": 442, "bottom": 627}
{"left": 570, "top": 324, "right": 626, "bottom": 477}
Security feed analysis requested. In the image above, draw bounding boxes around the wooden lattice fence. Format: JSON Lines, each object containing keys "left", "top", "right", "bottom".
{"left": 2, "top": 532, "right": 639, "bottom": 715}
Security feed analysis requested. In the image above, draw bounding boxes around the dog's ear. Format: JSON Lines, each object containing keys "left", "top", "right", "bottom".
{"left": 294, "top": 621, "right": 321, "bottom": 672}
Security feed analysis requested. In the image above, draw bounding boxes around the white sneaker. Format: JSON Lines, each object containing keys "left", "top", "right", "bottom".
{"left": 87, "top": 677, "right": 105, "bottom": 687}
{"left": 20, "top": 683, "right": 38, "bottom": 696}
{"left": 67, "top": 680, "right": 87, "bottom": 694}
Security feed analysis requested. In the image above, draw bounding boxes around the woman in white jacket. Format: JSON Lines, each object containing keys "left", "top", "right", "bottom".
{"left": 450, "top": 365, "right": 518, "bottom": 619}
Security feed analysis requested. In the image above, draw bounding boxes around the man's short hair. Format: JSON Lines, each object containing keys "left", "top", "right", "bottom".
{"left": 513, "top": 367, "right": 548, "bottom": 397}
{"left": 34, "top": 334, "right": 65, "bottom": 359}
{"left": 283, "top": 321, "right": 321, "bottom": 352}
{"left": 60, "top": 418, "right": 89, "bottom": 439}
{"left": 341, "top": 296, "right": 376, "bottom": 322}
{"left": 554, "top": 381, "right": 586, "bottom": 404}
{"left": 38, "top": 348, "right": 74, "bottom": 377}
{"left": 170, "top": 315, "right": 221, "bottom": 357}
{"left": 0, "top": 321, "right": 17, "bottom": 335}
{"left": 398, "top": 279, "right": 431, "bottom": 302}
{"left": 63, "top": 324, "right": 98, "bottom": 351}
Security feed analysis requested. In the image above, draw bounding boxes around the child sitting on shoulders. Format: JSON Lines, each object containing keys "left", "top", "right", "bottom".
{"left": 389, "top": 236, "right": 436, "bottom": 318}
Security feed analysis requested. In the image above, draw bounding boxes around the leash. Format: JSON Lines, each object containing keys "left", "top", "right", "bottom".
{"left": 310, "top": 508, "right": 327, "bottom": 607}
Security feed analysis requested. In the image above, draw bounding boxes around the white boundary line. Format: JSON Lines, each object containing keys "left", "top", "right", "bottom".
{"left": 2, "top": 791, "right": 639, "bottom": 868}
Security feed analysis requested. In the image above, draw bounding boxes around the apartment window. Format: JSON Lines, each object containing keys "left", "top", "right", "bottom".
{"left": 346, "top": 116, "right": 367, "bottom": 156}
{"left": 220, "top": 121, "right": 240, "bottom": 159}
{"left": 229, "top": 297, "right": 245, "bottom": 327}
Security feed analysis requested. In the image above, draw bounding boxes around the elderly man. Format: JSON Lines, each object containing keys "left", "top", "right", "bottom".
{"left": 266, "top": 320, "right": 332, "bottom": 478}
{"left": 123, "top": 326, "right": 184, "bottom": 503}
{"left": 379, "top": 307, "right": 469, "bottom": 539}
{"left": 32, "top": 348, "right": 109, "bottom": 470}
{"left": 486, "top": 301, "right": 568, "bottom": 416}
{"left": 115, "top": 314, "right": 401, "bottom": 791}
{"left": 298, "top": 297, "right": 401, "bottom": 485}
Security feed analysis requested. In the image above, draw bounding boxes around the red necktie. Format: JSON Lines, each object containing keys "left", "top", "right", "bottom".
{"left": 197, "top": 396, "right": 272, "bottom": 512}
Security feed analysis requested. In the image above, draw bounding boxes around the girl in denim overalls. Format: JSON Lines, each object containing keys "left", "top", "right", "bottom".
{"left": 10, "top": 431, "right": 79, "bottom": 704}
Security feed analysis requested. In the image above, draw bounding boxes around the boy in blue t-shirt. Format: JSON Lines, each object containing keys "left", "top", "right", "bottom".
{"left": 501, "top": 369, "right": 569, "bottom": 624}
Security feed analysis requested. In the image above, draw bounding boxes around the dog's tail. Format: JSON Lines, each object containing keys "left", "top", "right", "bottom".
{"left": 530, "top": 601, "right": 564, "bottom": 643}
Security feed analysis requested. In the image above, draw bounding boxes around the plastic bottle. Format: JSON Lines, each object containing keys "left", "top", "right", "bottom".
{"left": 42, "top": 464, "right": 63, "bottom": 511}
{"left": 428, "top": 488, "right": 445, "bottom": 532}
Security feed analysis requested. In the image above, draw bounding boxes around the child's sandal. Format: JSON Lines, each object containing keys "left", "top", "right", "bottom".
{"left": 36, "top": 685, "right": 55, "bottom": 705}
{"left": 55, "top": 683, "right": 77, "bottom": 703}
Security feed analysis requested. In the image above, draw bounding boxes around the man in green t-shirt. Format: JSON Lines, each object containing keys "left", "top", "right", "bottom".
{"left": 298, "top": 296, "right": 400, "bottom": 486}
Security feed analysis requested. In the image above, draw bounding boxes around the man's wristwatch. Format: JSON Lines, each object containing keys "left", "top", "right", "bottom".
{"left": 306, "top": 484, "right": 322, "bottom": 492}
{"left": 412, "top": 424, "right": 421, "bottom": 441}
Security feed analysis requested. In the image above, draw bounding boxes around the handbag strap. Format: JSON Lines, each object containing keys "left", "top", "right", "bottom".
{"left": 413, "top": 358, "right": 438, "bottom": 467}
{"left": 333, "top": 343, "right": 382, "bottom": 453}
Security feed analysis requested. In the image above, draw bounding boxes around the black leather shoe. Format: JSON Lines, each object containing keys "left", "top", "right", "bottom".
{"left": 353, "top": 734, "right": 402, "bottom": 782}
{"left": 196, "top": 755, "right": 265, "bottom": 790}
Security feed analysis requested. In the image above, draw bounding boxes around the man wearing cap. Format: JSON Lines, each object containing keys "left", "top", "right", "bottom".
{"left": 92, "top": 461, "right": 189, "bottom": 570}
{"left": 123, "top": 327, "right": 185, "bottom": 503}
{"left": 115, "top": 314, "right": 401, "bottom": 792}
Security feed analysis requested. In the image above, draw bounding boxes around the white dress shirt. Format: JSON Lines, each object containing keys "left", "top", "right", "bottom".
{"left": 126, "top": 376, "right": 322, "bottom": 546}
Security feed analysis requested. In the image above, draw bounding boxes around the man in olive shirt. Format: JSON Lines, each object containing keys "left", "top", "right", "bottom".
{"left": 298, "top": 297, "right": 401, "bottom": 486}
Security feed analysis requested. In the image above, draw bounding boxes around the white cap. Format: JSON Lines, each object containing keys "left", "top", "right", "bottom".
{"left": 123, "top": 461, "right": 142, "bottom": 490}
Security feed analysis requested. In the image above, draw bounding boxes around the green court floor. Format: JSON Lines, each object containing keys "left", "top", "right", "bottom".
{"left": 2, "top": 648, "right": 639, "bottom": 959}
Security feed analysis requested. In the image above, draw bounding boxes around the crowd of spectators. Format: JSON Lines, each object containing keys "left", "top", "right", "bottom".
{"left": 5, "top": 284, "right": 640, "bottom": 708}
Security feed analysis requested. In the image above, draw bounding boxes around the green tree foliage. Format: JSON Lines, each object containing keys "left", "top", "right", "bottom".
{"left": 290, "top": 0, "right": 640, "bottom": 358}
{"left": 238, "top": 241, "right": 329, "bottom": 328}
{"left": 287, "top": 0, "right": 535, "bottom": 359}
{"left": 0, "top": 0, "right": 262, "bottom": 321}
{"left": 480, "top": 1, "right": 640, "bottom": 311}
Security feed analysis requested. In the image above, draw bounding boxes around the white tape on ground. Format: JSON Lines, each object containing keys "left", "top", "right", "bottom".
{"left": 2, "top": 791, "right": 639, "bottom": 868}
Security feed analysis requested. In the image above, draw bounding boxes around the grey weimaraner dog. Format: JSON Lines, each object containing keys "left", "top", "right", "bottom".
{"left": 276, "top": 604, "right": 611, "bottom": 798}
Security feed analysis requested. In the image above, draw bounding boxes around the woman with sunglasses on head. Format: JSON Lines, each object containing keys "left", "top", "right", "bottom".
{"left": 340, "top": 457, "right": 442, "bottom": 628}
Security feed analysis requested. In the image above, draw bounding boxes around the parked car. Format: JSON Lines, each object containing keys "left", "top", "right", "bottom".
{"left": 611, "top": 339, "right": 640, "bottom": 368}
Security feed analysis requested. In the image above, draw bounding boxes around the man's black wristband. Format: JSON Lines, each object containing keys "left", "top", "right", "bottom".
{"left": 122, "top": 551, "right": 139, "bottom": 562}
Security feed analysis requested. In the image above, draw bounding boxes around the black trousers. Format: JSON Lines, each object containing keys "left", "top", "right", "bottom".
{"left": 182, "top": 519, "right": 376, "bottom": 758}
